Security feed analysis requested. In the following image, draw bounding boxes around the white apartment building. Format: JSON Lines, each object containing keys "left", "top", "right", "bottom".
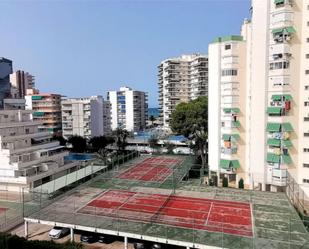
{"left": 158, "top": 54, "right": 208, "bottom": 128}
{"left": 209, "top": 0, "right": 309, "bottom": 193}
{"left": 107, "top": 86, "right": 148, "bottom": 132}
{"left": 0, "top": 109, "right": 78, "bottom": 191}
{"left": 10, "top": 70, "right": 35, "bottom": 98}
{"left": 61, "top": 96, "right": 105, "bottom": 139}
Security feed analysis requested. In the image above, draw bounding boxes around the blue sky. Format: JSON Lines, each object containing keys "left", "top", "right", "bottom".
{"left": 0, "top": 0, "right": 250, "bottom": 107}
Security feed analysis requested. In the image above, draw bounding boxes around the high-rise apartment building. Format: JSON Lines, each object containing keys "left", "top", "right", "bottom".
{"left": 103, "top": 100, "right": 112, "bottom": 135}
{"left": 61, "top": 96, "right": 105, "bottom": 139}
{"left": 158, "top": 54, "right": 208, "bottom": 128}
{"left": 0, "top": 109, "right": 78, "bottom": 191}
{"left": 107, "top": 86, "right": 148, "bottom": 132}
{"left": 10, "top": 70, "right": 35, "bottom": 98}
{"left": 209, "top": 0, "right": 309, "bottom": 193}
{"left": 0, "top": 58, "right": 13, "bottom": 108}
{"left": 25, "top": 93, "right": 62, "bottom": 135}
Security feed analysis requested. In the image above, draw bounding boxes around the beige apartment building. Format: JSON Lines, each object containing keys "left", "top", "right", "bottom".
{"left": 209, "top": 0, "right": 309, "bottom": 194}
{"left": 25, "top": 93, "right": 62, "bottom": 135}
{"left": 158, "top": 54, "right": 208, "bottom": 128}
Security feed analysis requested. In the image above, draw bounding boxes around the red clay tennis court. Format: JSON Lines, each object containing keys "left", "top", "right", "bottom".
{"left": 117, "top": 157, "right": 182, "bottom": 182}
{"left": 78, "top": 189, "right": 253, "bottom": 237}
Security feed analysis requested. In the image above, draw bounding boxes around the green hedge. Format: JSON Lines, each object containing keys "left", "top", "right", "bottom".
{"left": 0, "top": 233, "right": 83, "bottom": 249}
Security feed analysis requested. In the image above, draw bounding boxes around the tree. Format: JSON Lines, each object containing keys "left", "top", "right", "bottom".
{"left": 89, "top": 136, "right": 114, "bottom": 152}
{"left": 112, "top": 128, "right": 129, "bottom": 154}
{"left": 67, "top": 135, "right": 87, "bottom": 153}
{"left": 170, "top": 96, "right": 208, "bottom": 167}
{"left": 52, "top": 135, "right": 67, "bottom": 146}
{"left": 148, "top": 135, "right": 159, "bottom": 153}
{"left": 164, "top": 141, "right": 175, "bottom": 154}
{"left": 149, "top": 115, "right": 156, "bottom": 127}
{"left": 222, "top": 176, "right": 229, "bottom": 188}
{"left": 238, "top": 178, "right": 244, "bottom": 189}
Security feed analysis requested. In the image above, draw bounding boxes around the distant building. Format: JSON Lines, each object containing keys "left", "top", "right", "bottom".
{"left": 10, "top": 70, "right": 35, "bottom": 98}
{"left": 158, "top": 54, "right": 208, "bottom": 128}
{"left": 107, "top": 86, "right": 148, "bottom": 132}
{"left": 103, "top": 100, "right": 112, "bottom": 135}
{"left": 0, "top": 58, "right": 13, "bottom": 108}
{"left": 0, "top": 109, "right": 78, "bottom": 191}
{"left": 25, "top": 93, "right": 62, "bottom": 135}
{"left": 61, "top": 96, "right": 106, "bottom": 139}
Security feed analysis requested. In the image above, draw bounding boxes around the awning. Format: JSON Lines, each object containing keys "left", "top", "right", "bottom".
{"left": 271, "top": 94, "right": 293, "bottom": 101}
{"left": 232, "top": 108, "right": 240, "bottom": 113}
{"left": 274, "top": 0, "right": 284, "bottom": 4}
{"left": 272, "top": 27, "right": 296, "bottom": 34}
{"left": 282, "top": 122, "right": 293, "bottom": 132}
{"left": 32, "top": 96, "right": 43, "bottom": 100}
{"left": 267, "top": 107, "right": 282, "bottom": 114}
{"left": 272, "top": 95, "right": 282, "bottom": 101}
{"left": 267, "top": 138, "right": 280, "bottom": 147}
{"left": 222, "top": 134, "right": 231, "bottom": 141}
{"left": 222, "top": 134, "right": 240, "bottom": 141}
{"left": 220, "top": 159, "right": 230, "bottom": 169}
{"left": 267, "top": 153, "right": 280, "bottom": 163}
{"left": 33, "top": 112, "right": 45, "bottom": 116}
{"left": 223, "top": 107, "right": 240, "bottom": 114}
{"left": 232, "top": 120, "right": 240, "bottom": 127}
{"left": 283, "top": 94, "right": 292, "bottom": 101}
{"left": 231, "top": 160, "right": 240, "bottom": 169}
{"left": 267, "top": 123, "right": 281, "bottom": 132}
{"left": 272, "top": 28, "right": 284, "bottom": 34}
{"left": 285, "top": 26, "right": 296, "bottom": 34}
{"left": 220, "top": 159, "right": 240, "bottom": 169}
{"left": 282, "top": 154, "right": 292, "bottom": 164}
{"left": 282, "top": 140, "right": 292, "bottom": 148}
{"left": 223, "top": 108, "right": 231, "bottom": 113}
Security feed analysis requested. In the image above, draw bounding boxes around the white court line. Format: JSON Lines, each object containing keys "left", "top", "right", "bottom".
{"left": 205, "top": 202, "right": 214, "bottom": 225}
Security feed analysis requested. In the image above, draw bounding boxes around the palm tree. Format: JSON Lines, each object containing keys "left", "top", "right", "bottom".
{"left": 112, "top": 128, "right": 129, "bottom": 155}
{"left": 149, "top": 115, "right": 156, "bottom": 127}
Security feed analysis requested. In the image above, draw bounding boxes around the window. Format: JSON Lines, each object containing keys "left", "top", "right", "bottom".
{"left": 308, "top": 22, "right": 309, "bottom": 26}
{"left": 304, "top": 164, "right": 309, "bottom": 168}
{"left": 221, "top": 69, "right": 238, "bottom": 76}
{"left": 304, "top": 148, "right": 309, "bottom": 152}
{"left": 306, "top": 54, "right": 309, "bottom": 59}
{"left": 304, "top": 179, "right": 309, "bottom": 183}
{"left": 269, "top": 61, "right": 289, "bottom": 70}
{"left": 304, "top": 117, "right": 309, "bottom": 121}
{"left": 305, "top": 133, "right": 309, "bottom": 137}
{"left": 225, "top": 44, "right": 231, "bottom": 50}
{"left": 306, "top": 70, "right": 309, "bottom": 74}
{"left": 307, "top": 38, "right": 309, "bottom": 43}
{"left": 305, "top": 101, "right": 309, "bottom": 106}
{"left": 305, "top": 85, "right": 309, "bottom": 90}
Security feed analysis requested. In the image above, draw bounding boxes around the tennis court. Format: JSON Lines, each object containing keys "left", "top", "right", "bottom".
{"left": 78, "top": 189, "right": 253, "bottom": 237}
{"left": 117, "top": 157, "right": 182, "bottom": 182}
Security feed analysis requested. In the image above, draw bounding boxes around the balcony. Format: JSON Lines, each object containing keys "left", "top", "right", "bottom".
{"left": 271, "top": 168, "right": 287, "bottom": 187}
{"left": 221, "top": 147, "right": 238, "bottom": 155}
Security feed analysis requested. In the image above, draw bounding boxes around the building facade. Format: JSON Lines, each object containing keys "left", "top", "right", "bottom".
{"left": 0, "top": 58, "right": 13, "bottom": 108}
{"left": 103, "top": 100, "right": 112, "bottom": 135}
{"left": 25, "top": 94, "right": 62, "bottom": 135}
{"left": 107, "top": 86, "right": 148, "bottom": 132}
{"left": 209, "top": 0, "right": 309, "bottom": 193}
{"left": 61, "top": 96, "right": 105, "bottom": 139}
{"left": 158, "top": 54, "right": 208, "bottom": 128}
{"left": 10, "top": 70, "right": 35, "bottom": 98}
{"left": 0, "top": 110, "right": 78, "bottom": 191}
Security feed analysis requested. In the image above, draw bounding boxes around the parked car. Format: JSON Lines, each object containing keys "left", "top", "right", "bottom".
{"left": 80, "top": 231, "right": 97, "bottom": 243}
{"left": 134, "top": 241, "right": 149, "bottom": 249}
{"left": 151, "top": 243, "right": 162, "bottom": 249}
{"left": 48, "top": 226, "right": 70, "bottom": 239}
{"left": 98, "top": 234, "right": 115, "bottom": 244}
